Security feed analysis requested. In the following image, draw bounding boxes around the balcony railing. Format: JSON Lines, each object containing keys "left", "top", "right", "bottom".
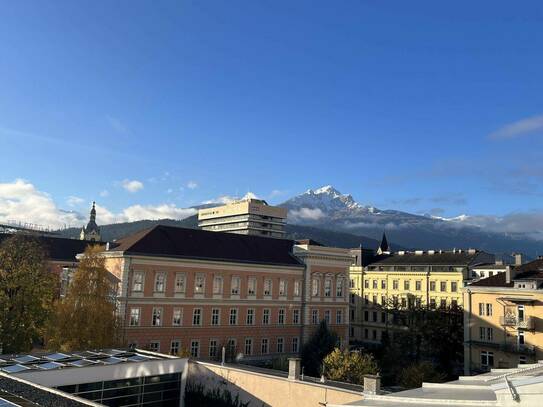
{"left": 467, "top": 340, "right": 536, "bottom": 355}
{"left": 500, "top": 316, "right": 535, "bottom": 330}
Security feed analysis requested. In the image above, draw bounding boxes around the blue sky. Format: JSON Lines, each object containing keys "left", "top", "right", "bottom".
{"left": 1, "top": 1, "right": 542, "bottom": 228}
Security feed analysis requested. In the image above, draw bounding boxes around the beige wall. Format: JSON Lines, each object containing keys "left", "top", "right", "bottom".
{"left": 187, "top": 361, "right": 363, "bottom": 407}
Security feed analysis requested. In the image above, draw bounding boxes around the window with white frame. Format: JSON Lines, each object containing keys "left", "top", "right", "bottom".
{"left": 209, "top": 339, "right": 218, "bottom": 358}
{"left": 211, "top": 308, "right": 220, "bottom": 326}
{"left": 294, "top": 280, "right": 301, "bottom": 297}
{"left": 479, "top": 303, "right": 484, "bottom": 316}
{"left": 170, "top": 340, "right": 180, "bottom": 355}
{"left": 192, "top": 308, "right": 202, "bottom": 325}
{"left": 248, "top": 277, "right": 256, "bottom": 296}
{"left": 292, "top": 337, "right": 299, "bottom": 353}
{"left": 324, "top": 279, "right": 332, "bottom": 297}
{"left": 213, "top": 276, "right": 223, "bottom": 295}
{"left": 277, "top": 337, "right": 284, "bottom": 353}
{"left": 261, "top": 338, "right": 269, "bottom": 354}
{"left": 190, "top": 340, "right": 200, "bottom": 358}
{"left": 149, "top": 341, "right": 160, "bottom": 352}
{"left": 194, "top": 274, "right": 205, "bottom": 294}
{"left": 152, "top": 307, "right": 162, "bottom": 326}
{"left": 293, "top": 309, "right": 300, "bottom": 324}
{"left": 263, "top": 309, "right": 270, "bottom": 325}
{"left": 227, "top": 338, "right": 236, "bottom": 355}
{"left": 312, "top": 278, "right": 319, "bottom": 297}
{"left": 244, "top": 338, "right": 253, "bottom": 355}
{"left": 279, "top": 279, "right": 287, "bottom": 296}
{"left": 154, "top": 272, "right": 166, "bottom": 292}
{"left": 175, "top": 273, "right": 186, "bottom": 293}
{"left": 336, "top": 309, "right": 343, "bottom": 324}
{"left": 324, "top": 310, "right": 331, "bottom": 324}
{"left": 278, "top": 309, "right": 285, "bottom": 324}
{"left": 132, "top": 271, "right": 144, "bottom": 292}
{"left": 172, "top": 308, "right": 183, "bottom": 326}
{"left": 231, "top": 276, "right": 240, "bottom": 295}
{"left": 336, "top": 278, "right": 344, "bottom": 297}
{"left": 486, "top": 304, "right": 493, "bottom": 316}
{"left": 129, "top": 308, "right": 140, "bottom": 326}
{"left": 481, "top": 351, "right": 494, "bottom": 367}
{"left": 246, "top": 308, "right": 254, "bottom": 325}
{"left": 264, "top": 279, "right": 272, "bottom": 296}
{"left": 312, "top": 309, "right": 319, "bottom": 324}
{"left": 229, "top": 308, "right": 238, "bottom": 325}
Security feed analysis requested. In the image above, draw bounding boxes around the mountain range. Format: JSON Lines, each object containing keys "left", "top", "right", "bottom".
{"left": 58, "top": 185, "right": 543, "bottom": 258}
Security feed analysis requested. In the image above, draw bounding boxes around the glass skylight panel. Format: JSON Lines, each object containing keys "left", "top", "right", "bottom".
{"left": 1, "top": 364, "right": 31, "bottom": 373}
{"left": 37, "top": 361, "right": 64, "bottom": 370}
{"left": 126, "top": 354, "right": 149, "bottom": 362}
{"left": 0, "top": 397, "right": 20, "bottom": 407}
{"left": 44, "top": 353, "right": 70, "bottom": 361}
{"left": 104, "top": 349, "right": 125, "bottom": 356}
{"left": 12, "top": 355, "right": 39, "bottom": 364}
{"left": 102, "top": 356, "right": 124, "bottom": 365}
{"left": 68, "top": 359, "right": 97, "bottom": 367}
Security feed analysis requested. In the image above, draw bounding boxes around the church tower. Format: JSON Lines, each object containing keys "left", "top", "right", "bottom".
{"left": 376, "top": 231, "right": 390, "bottom": 255}
{"left": 80, "top": 201, "right": 101, "bottom": 241}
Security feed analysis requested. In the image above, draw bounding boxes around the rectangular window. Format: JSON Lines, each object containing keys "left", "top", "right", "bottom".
{"left": 440, "top": 281, "right": 447, "bottom": 292}
{"left": 324, "top": 279, "right": 332, "bottom": 297}
{"left": 228, "top": 338, "right": 236, "bottom": 355}
{"left": 293, "top": 309, "right": 300, "bottom": 324}
{"left": 261, "top": 338, "right": 269, "bottom": 354}
{"left": 364, "top": 295, "right": 369, "bottom": 305}
{"left": 279, "top": 279, "right": 287, "bottom": 296}
{"left": 154, "top": 272, "right": 166, "bottom": 292}
{"left": 245, "top": 338, "right": 253, "bottom": 355}
{"left": 404, "top": 281, "right": 410, "bottom": 290}
{"left": 440, "top": 299, "right": 447, "bottom": 308}
{"left": 264, "top": 279, "right": 272, "bottom": 296}
{"left": 479, "top": 303, "right": 484, "bottom": 316}
{"left": 372, "top": 295, "right": 377, "bottom": 305}
{"left": 451, "top": 282, "right": 458, "bottom": 292}
{"left": 170, "top": 340, "right": 180, "bottom": 355}
{"left": 211, "top": 308, "right": 220, "bottom": 326}
{"left": 312, "top": 309, "right": 319, "bottom": 324}
{"left": 364, "top": 280, "right": 369, "bottom": 289}
{"left": 415, "top": 281, "right": 421, "bottom": 291}
{"left": 278, "top": 309, "right": 285, "bottom": 324}
{"left": 152, "top": 307, "right": 162, "bottom": 326}
{"left": 430, "top": 298, "right": 436, "bottom": 309}
{"left": 190, "top": 340, "right": 200, "bottom": 358}
{"left": 175, "top": 273, "right": 186, "bottom": 293}
{"left": 229, "top": 308, "right": 238, "bottom": 325}
{"left": 373, "top": 280, "right": 378, "bottom": 289}
{"left": 336, "top": 278, "right": 344, "bottom": 297}
{"left": 312, "top": 279, "right": 319, "bottom": 297}
{"left": 149, "top": 341, "right": 160, "bottom": 352}
{"left": 481, "top": 351, "right": 494, "bottom": 367}
{"left": 129, "top": 308, "right": 140, "bottom": 326}
{"left": 277, "top": 337, "right": 284, "bottom": 353}
{"left": 209, "top": 339, "right": 218, "bottom": 358}
{"left": 381, "top": 295, "right": 386, "bottom": 305}
{"left": 263, "top": 309, "right": 270, "bottom": 325}
{"left": 487, "top": 328, "right": 493, "bottom": 341}
{"left": 292, "top": 337, "right": 299, "bottom": 353}
{"left": 364, "top": 310, "right": 369, "bottom": 321}
{"left": 246, "top": 308, "right": 255, "bottom": 325}
{"left": 336, "top": 309, "right": 343, "bottom": 324}
{"left": 172, "top": 308, "right": 183, "bottom": 326}
{"left": 486, "top": 304, "right": 493, "bottom": 316}
{"left": 393, "top": 280, "right": 399, "bottom": 290}
{"left": 324, "top": 310, "right": 331, "bottom": 324}
{"left": 213, "top": 276, "right": 223, "bottom": 295}
{"left": 294, "top": 280, "right": 301, "bottom": 297}
{"left": 381, "top": 280, "right": 386, "bottom": 289}
{"left": 132, "top": 271, "right": 144, "bottom": 292}
{"left": 518, "top": 330, "right": 525, "bottom": 345}
{"left": 429, "top": 281, "right": 436, "bottom": 291}
{"left": 372, "top": 311, "right": 377, "bottom": 322}
{"left": 248, "top": 277, "right": 256, "bottom": 296}
{"left": 381, "top": 312, "right": 386, "bottom": 323}
{"left": 231, "top": 276, "right": 240, "bottom": 295}
{"left": 350, "top": 293, "right": 355, "bottom": 304}
{"left": 192, "top": 308, "right": 202, "bottom": 326}
{"left": 194, "top": 274, "right": 205, "bottom": 294}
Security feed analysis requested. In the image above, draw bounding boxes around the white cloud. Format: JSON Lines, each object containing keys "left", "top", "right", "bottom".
{"left": 269, "top": 189, "right": 288, "bottom": 198}
{"left": 202, "top": 192, "right": 259, "bottom": 205}
{"left": 489, "top": 113, "right": 543, "bottom": 140}
{"left": 0, "top": 179, "right": 84, "bottom": 229}
{"left": 67, "top": 195, "right": 84, "bottom": 207}
{"left": 122, "top": 179, "right": 144, "bottom": 193}
{"left": 289, "top": 207, "right": 326, "bottom": 221}
{"left": 119, "top": 205, "right": 196, "bottom": 222}
{"left": 186, "top": 181, "right": 198, "bottom": 190}
{"left": 99, "top": 190, "right": 109, "bottom": 197}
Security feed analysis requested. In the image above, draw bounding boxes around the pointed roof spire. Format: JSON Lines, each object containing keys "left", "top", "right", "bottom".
{"left": 377, "top": 231, "right": 390, "bottom": 255}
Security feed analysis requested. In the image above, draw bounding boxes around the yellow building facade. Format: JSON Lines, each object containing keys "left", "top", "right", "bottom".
{"left": 349, "top": 249, "right": 494, "bottom": 345}
{"left": 463, "top": 259, "right": 543, "bottom": 374}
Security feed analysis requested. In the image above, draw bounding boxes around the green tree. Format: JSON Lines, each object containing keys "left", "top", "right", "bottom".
{"left": 301, "top": 320, "right": 338, "bottom": 377}
{"left": 399, "top": 361, "right": 447, "bottom": 389}
{"left": 323, "top": 348, "right": 379, "bottom": 384}
{"left": 47, "top": 245, "right": 123, "bottom": 351}
{"left": 0, "top": 234, "right": 55, "bottom": 353}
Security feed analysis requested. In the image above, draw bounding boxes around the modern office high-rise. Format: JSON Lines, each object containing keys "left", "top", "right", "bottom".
{"left": 198, "top": 198, "right": 287, "bottom": 238}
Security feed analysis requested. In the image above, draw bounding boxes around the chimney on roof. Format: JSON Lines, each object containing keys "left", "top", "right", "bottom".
{"left": 505, "top": 265, "right": 517, "bottom": 284}
{"left": 514, "top": 253, "right": 523, "bottom": 266}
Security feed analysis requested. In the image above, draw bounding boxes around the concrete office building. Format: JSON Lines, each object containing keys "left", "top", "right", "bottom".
{"left": 198, "top": 198, "right": 287, "bottom": 238}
